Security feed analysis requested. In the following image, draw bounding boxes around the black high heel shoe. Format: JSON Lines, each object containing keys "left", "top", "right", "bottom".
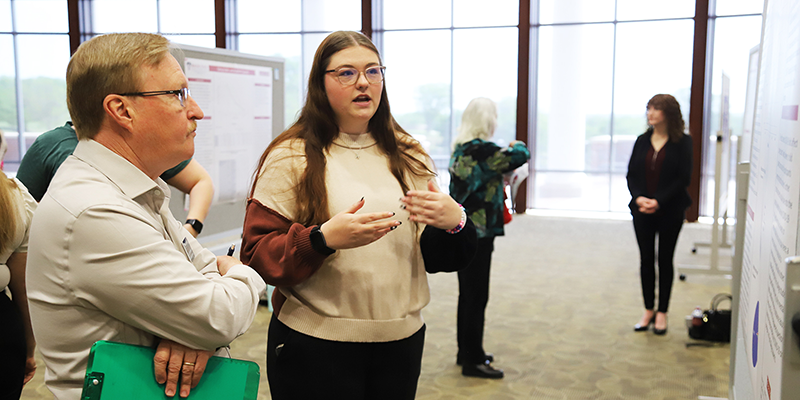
{"left": 634, "top": 316, "right": 655, "bottom": 332}
{"left": 653, "top": 314, "right": 668, "bottom": 335}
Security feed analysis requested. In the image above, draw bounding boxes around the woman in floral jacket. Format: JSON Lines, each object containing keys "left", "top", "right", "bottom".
{"left": 448, "top": 97, "right": 530, "bottom": 379}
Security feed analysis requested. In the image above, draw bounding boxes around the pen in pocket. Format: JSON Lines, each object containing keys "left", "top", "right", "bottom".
{"left": 227, "top": 244, "right": 236, "bottom": 256}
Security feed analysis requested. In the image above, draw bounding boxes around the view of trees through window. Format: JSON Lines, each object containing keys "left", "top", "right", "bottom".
{"left": 0, "top": 0, "right": 764, "bottom": 216}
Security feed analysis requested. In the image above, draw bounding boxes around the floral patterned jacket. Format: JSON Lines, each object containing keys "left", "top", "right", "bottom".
{"left": 449, "top": 139, "right": 530, "bottom": 239}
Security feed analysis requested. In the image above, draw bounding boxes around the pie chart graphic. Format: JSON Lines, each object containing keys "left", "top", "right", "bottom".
{"left": 752, "top": 301, "right": 759, "bottom": 367}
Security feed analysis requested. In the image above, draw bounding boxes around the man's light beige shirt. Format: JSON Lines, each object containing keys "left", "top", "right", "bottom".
{"left": 27, "top": 139, "right": 265, "bottom": 399}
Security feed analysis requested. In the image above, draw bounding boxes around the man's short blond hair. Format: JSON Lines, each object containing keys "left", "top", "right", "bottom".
{"left": 66, "top": 33, "right": 171, "bottom": 139}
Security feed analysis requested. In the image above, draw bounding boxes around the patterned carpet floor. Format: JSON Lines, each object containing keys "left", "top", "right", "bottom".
{"left": 20, "top": 214, "right": 733, "bottom": 399}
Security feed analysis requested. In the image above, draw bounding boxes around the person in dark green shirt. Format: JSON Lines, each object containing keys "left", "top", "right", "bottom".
{"left": 448, "top": 97, "right": 530, "bottom": 379}
{"left": 17, "top": 122, "right": 214, "bottom": 237}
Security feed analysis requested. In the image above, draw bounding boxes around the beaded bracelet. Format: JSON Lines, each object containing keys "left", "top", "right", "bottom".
{"left": 446, "top": 204, "right": 467, "bottom": 234}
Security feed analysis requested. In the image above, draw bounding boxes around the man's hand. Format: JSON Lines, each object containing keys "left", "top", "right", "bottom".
{"left": 22, "top": 356, "right": 36, "bottom": 385}
{"left": 154, "top": 339, "right": 212, "bottom": 398}
{"left": 216, "top": 255, "right": 241, "bottom": 276}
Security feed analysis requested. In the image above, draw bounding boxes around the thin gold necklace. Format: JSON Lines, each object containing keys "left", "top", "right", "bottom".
{"left": 342, "top": 134, "right": 368, "bottom": 159}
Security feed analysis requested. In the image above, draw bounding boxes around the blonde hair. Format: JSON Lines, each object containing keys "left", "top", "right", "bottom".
{"left": 67, "top": 32, "right": 171, "bottom": 139}
{"left": 0, "top": 171, "right": 18, "bottom": 254}
{"left": 453, "top": 97, "right": 498, "bottom": 150}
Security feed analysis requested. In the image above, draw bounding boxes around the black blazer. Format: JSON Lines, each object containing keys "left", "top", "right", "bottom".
{"left": 626, "top": 129, "right": 693, "bottom": 215}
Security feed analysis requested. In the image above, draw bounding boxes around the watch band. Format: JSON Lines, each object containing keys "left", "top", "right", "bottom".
{"left": 185, "top": 219, "right": 203, "bottom": 234}
{"left": 310, "top": 226, "right": 335, "bottom": 255}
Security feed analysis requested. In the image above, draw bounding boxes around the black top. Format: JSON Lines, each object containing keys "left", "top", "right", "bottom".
{"left": 626, "top": 128, "right": 693, "bottom": 215}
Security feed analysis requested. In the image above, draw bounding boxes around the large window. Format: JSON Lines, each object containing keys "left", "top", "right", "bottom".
{"left": 378, "top": 0, "right": 520, "bottom": 179}
{"left": 701, "top": 9, "right": 763, "bottom": 216}
{"left": 90, "top": 0, "right": 216, "bottom": 47}
{"left": 0, "top": 0, "right": 216, "bottom": 174}
{"left": 0, "top": 1, "right": 766, "bottom": 218}
{"left": 0, "top": 0, "right": 70, "bottom": 173}
{"left": 532, "top": 2, "right": 694, "bottom": 212}
{"left": 235, "top": 0, "right": 361, "bottom": 128}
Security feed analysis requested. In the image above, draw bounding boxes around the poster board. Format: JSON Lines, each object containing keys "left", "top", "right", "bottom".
{"left": 167, "top": 44, "right": 284, "bottom": 247}
{"left": 733, "top": 0, "right": 800, "bottom": 398}
{"left": 739, "top": 45, "right": 760, "bottom": 164}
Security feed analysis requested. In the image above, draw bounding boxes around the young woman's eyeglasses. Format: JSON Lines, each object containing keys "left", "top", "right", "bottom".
{"left": 325, "top": 66, "right": 386, "bottom": 86}
{"left": 118, "top": 87, "right": 192, "bottom": 107}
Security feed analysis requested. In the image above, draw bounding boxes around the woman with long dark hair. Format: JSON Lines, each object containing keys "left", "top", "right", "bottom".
{"left": 627, "top": 94, "right": 693, "bottom": 335}
{"left": 241, "top": 31, "right": 476, "bottom": 399}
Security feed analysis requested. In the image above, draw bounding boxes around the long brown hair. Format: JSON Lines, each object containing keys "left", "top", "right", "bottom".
{"left": 250, "top": 31, "right": 433, "bottom": 226}
{"left": 647, "top": 94, "right": 686, "bottom": 143}
{"left": 0, "top": 171, "right": 18, "bottom": 254}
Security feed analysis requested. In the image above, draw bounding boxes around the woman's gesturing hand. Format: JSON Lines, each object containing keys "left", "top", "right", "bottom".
{"left": 401, "top": 180, "right": 463, "bottom": 230}
{"left": 319, "top": 197, "right": 401, "bottom": 250}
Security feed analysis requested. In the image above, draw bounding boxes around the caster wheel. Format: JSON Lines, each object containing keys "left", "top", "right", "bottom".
{"left": 691, "top": 248, "right": 697, "bottom": 253}
{"left": 679, "top": 274, "right": 687, "bottom": 281}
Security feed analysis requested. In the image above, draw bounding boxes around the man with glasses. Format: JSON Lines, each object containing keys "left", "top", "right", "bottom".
{"left": 26, "top": 32, "right": 265, "bottom": 399}
{"left": 17, "top": 118, "right": 213, "bottom": 237}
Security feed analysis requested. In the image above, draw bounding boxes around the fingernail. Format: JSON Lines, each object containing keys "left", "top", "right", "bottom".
{"left": 400, "top": 205, "right": 406, "bottom": 209}
{"left": 360, "top": 196, "right": 364, "bottom": 202}
{"left": 391, "top": 212, "right": 396, "bottom": 216}
{"left": 390, "top": 225, "right": 398, "bottom": 231}
{"left": 166, "top": 389, "right": 175, "bottom": 396}
{"left": 397, "top": 221, "right": 403, "bottom": 225}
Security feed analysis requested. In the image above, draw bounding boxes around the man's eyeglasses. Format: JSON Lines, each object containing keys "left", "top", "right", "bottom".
{"left": 118, "top": 87, "right": 192, "bottom": 107}
{"left": 325, "top": 66, "right": 386, "bottom": 86}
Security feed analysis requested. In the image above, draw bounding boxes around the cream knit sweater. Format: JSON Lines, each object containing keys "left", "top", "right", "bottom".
{"left": 251, "top": 133, "right": 434, "bottom": 342}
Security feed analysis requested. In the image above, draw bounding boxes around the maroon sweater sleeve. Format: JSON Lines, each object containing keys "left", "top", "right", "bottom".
{"left": 240, "top": 198, "right": 330, "bottom": 287}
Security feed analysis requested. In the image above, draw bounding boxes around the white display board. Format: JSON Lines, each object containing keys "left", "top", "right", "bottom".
{"left": 184, "top": 57, "right": 274, "bottom": 205}
{"left": 734, "top": 0, "right": 800, "bottom": 398}
{"left": 167, "top": 44, "right": 284, "bottom": 243}
{"left": 739, "top": 45, "right": 760, "bottom": 164}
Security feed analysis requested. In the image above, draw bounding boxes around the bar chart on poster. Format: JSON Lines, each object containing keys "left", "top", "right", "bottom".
{"left": 732, "top": 0, "right": 800, "bottom": 399}
{"left": 168, "top": 44, "right": 284, "bottom": 247}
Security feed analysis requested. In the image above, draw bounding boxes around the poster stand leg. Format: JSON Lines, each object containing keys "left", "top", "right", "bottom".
{"left": 679, "top": 135, "right": 733, "bottom": 279}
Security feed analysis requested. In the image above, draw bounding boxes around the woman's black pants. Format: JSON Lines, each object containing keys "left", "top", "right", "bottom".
{"left": 632, "top": 209, "right": 685, "bottom": 313}
{"left": 457, "top": 236, "right": 494, "bottom": 365}
{"left": 265, "top": 314, "right": 425, "bottom": 400}
{"left": 0, "top": 292, "right": 26, "bottom": 399}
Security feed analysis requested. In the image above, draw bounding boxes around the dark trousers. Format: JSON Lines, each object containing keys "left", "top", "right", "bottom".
{"left": 0, "top": 292, "right": 26, "bottom": 400}
{"left": 632, "top": 209, "right": 685, "bottom": 313}
{"left": 266, "top": 314, "right": 425, "bottom": 400}
{"left": 457, "top": 236, "right": 494, "bottom": 365}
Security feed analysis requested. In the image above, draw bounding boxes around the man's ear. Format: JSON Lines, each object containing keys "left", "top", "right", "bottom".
{"left": 104, "top": 94, "right": 134, "bottom": 131}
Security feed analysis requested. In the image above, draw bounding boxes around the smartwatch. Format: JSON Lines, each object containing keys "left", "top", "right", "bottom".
{"left": 185, "top": 219, "right": 204, "bottom": 235}
{"left": 310, "top": 225, "right": 335, "bottom": 255}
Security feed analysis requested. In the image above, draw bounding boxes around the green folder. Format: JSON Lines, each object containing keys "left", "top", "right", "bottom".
{"left": 80, "top": 340, "right": 260, "bottom": 400}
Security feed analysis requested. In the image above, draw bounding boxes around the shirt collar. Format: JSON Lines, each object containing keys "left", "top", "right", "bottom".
{"left": 72, "top": 139, "right": 166, "bottom": 201}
